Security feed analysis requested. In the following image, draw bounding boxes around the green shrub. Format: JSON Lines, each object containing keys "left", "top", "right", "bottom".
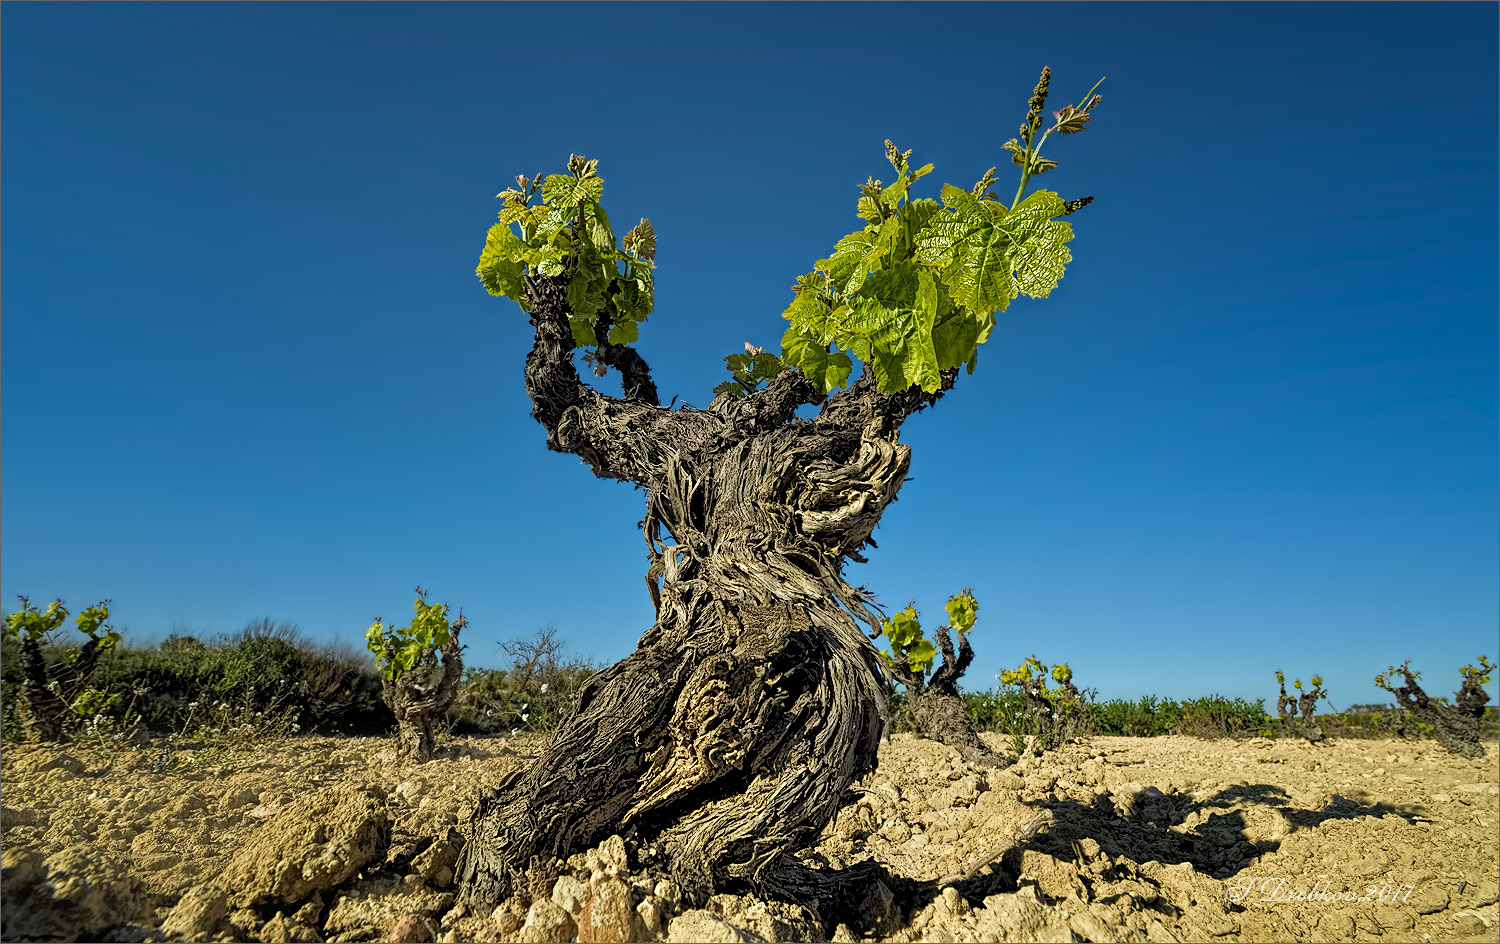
{"left": 1175, "top": 695, "right": 1275, "bottom": 739}
{"left": 446, "top": 627, "right": 597, "bottom": 736}
{"left": 1088, "top": 695, "right": 1172, "bottom": 737}
{"left": 960, "top": 689, "right": 1028, "bottom": 733}
{"left": 996, "top": 656, "right": 1093, "bottom": 754}
{"left": 6, "top": 619, "right": 392, "bottom": 742}
{"left": 952, "top": 688, "right": 1275, "bottom": 741}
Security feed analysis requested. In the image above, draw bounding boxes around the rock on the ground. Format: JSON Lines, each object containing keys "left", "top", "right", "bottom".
{"left": 0, "top": 844, "right": 152, "bottom": 941}
{"left": 578, "top": 875, "right": 646, "bottom": 943}
{"left": 518, "top": 897, "right": 578, "bottom": 943}
{"left": 666, "top": 909, "right": 766, "bottom": 943}
{"left": 388, "top": 912, "right": 437, "bottom": 943}
{"left": 220, "top": 781, "right": 390, "bottom": 907}
{"left": 161, "top": 883, "right": 232, "bottom": 938}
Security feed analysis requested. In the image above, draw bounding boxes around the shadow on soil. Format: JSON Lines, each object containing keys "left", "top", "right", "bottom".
{"left": 1017, "top": 782, "right": 1424, "bottom": 882}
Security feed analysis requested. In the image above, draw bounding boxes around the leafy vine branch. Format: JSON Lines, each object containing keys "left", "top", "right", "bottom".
{"left": 476, "top": 67, "right": 1104, "bottom": 410}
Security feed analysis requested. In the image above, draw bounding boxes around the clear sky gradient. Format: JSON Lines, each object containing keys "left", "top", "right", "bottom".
{"left": 4, "top": 3, "right": 1496, "bottom": 707}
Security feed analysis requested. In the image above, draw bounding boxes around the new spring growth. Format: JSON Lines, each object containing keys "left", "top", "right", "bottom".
{"left": 879, "top": 604, "right": 935, "bottom": 674}
{"left": 1000, "top": 655, "right": 1077, "bottom": 693}
{"left": 1459, "top": 656, "right": 1494, "bottom": 684}
{"left": 4, "top": 596, "right": 69, "bottom": 642}
{"left": 1276, "top": 669, "right": 1325, "bottom": 695}
{"left": 877, "top": 589, "right": 980, "bottom": 675}
{"left": 4, "top": 595, "right": 119, "bottom": 652}
{"left": 1375, "top": 660, "right": 1420, "bottom": 689}
{"left": 365, "top": 587, "right": 467, "bottom": 683}
{"left": 944, "top": 589, "right": 978, "bottom": 635}
{"left": 1002, "top": 67, "right": 1107, "bottom": 209}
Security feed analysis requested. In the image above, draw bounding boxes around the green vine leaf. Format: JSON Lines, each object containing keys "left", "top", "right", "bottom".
{"left": 916, "top": 190, "right": 1015, "bottom": 316}
{"left": 1003, "top": 190, "right": 1073, "bottom": 299}
{"left": 945, "top": 590, "right": 978, "bottom": 634}
{"left": 820, "top": 229, "right": 886, "bottom": 298}
{"left": 931, "top": 308, "right": 991, "bottom": 373}
{"left": 477, "top": 225, "right": 528, "bottom": 303}
{"left": 588, "top": 206, "right": 615, "bottom": 254}
{"left": 541, "top": 174, "right": 603, "bottom": 209}
{"left": 837, "top": 263, "right": 942, "bottom": 393}
{"left": 781, "top": 325, "right": 853, "bottom": 394}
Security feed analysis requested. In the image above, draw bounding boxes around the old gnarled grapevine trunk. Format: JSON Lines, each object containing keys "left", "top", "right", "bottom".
{"left": 456, "top": 275, "right": 955, "bottom": 906}
{"left": 893, "top": 627, "right": 1009, "bottom": 768}
{"left": 385, "top": 631, "right": 463, "bottom": 762}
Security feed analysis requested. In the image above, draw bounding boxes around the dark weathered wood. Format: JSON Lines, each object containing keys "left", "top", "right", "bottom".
{"left": 18, "top": 637, "right": 66, "bottom": 742}
{"left": 1380, "top": 664, "right": 1491, "bottom": 759}
{"left": 890, "top": 626, "right": 1009, "bottom": 768}
{"left": 458, "top": 274, "right": 959, "bottom": 907}
{"left": 17, "top": 635, "right": 108, "bottom": 743}
{"left": 384, "top": 630, "right": 463, "bottom": 763}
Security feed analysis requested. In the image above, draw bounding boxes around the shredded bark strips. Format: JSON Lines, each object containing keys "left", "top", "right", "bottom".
{"left": 456, "top": 274, "right": 959, "bottom": 906}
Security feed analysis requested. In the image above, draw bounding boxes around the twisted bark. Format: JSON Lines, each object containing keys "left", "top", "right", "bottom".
{"left": 458, "top": 274, "right": 955, "bottom": 906}
{"left": 384, "top": 631, "right": 464, "bottom": 762}
{"left": 1378, "top": 663, "right": 1490, "bottom": 759}
{"left": 17, "top": 636, "right": 106, "bottom": 743}
{"left": 890, "top": 627, "right": 1008, "bottom": 767}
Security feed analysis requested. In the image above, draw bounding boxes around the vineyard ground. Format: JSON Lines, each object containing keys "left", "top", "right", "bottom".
{"left": 1, "top": 731, "right": 1496, "bottom": 943}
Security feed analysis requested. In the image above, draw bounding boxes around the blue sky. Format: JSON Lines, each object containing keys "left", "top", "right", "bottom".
{"left": 4, "top": 3, "right": 1495, "bottom": 707}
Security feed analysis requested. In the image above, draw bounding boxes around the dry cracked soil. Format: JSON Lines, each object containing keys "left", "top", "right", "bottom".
{"left": 2, "top": 731, "right": 1496, "bottom": 944}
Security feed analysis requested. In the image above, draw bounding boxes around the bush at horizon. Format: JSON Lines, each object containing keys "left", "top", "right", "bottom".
{"left": 4, "top": 623, "right": 1494, "bottom": 746}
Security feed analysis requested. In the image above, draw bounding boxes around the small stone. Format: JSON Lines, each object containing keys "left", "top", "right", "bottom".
{"left": 597, "top": 835, "right": 629, "bottom": 872}
{"left": 388, "top": 912, "right": 435, "bottom": 943}
{"left": 666, "top": 909, "right": 759, "bottom": 943}
{"left": 553, "top": 874, "right": 589, "bottom": 915}
{"left": 518, "top": 898, "right": 577, "bottom": 944}
{"left": 491, "top": 904, "right": 522, "bottom": 935}
{"left": 394, "top": 780, "right": 422, "bottom": 805}
{"left": 637, "top": 897, "right": 667, "bottom": 937}
{"left": 579, "top": 876, "right": 642, "bottom": 943}
{"left": 653, "top": 879, "right": 682, "bottom": 909}
{"left": 1409, "top": 884, "right": 1450, "bottom": 915}
{"left": 258, "top": 911, "right": 323, "bottom": 944}
{"left": 412, "top": 839, "right": 460, "bottom": 889}
{"left": 940, "top": 886, "right": 968, "bottom": 917}
{"left": 1448, "top": 910, "right": 1487, "bottom": 936}
{"left": 162, "top": 885, "right": 231, "bottom": 938}
{"left": 830, "top": 923, "right": 859, "bottom": 943}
